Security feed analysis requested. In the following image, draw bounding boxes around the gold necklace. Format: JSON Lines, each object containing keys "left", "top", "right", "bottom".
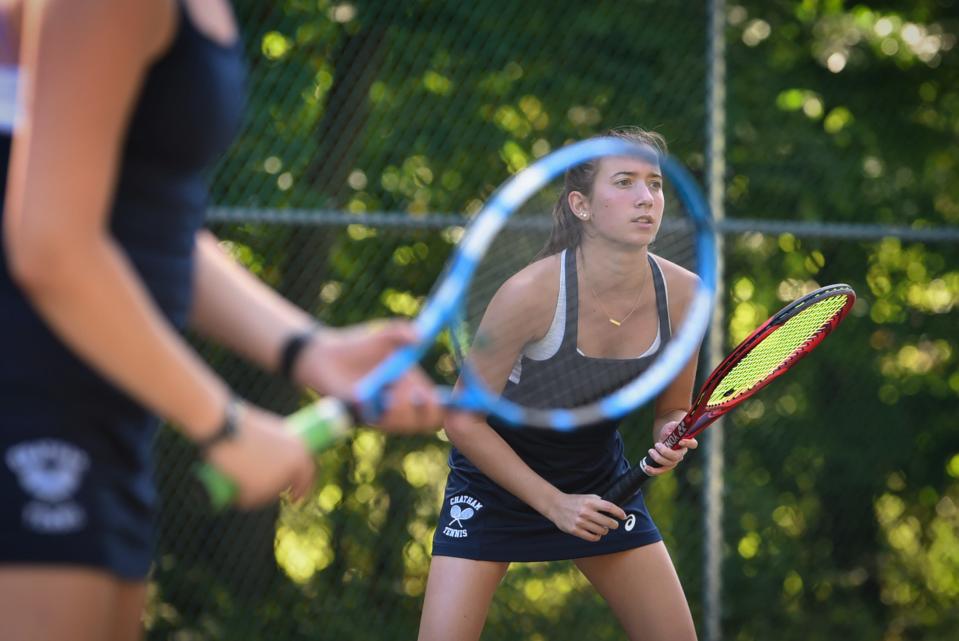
{"left": 581, "top": 252, "right": 648, "bottom": 328}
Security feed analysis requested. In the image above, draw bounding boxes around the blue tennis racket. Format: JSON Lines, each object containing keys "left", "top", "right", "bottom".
{"left": 200, "top": 135, "right": 717, "bottom": 508}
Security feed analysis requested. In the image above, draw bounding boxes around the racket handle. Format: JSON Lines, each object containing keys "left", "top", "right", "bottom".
{"left": 196, "top": 397, "right": 354, "bottom": 511}
{"left": 601, "top": 456, "right": 662, "bottom": 505}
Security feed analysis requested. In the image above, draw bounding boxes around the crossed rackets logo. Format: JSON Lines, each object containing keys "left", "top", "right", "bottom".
{"left": 449, "top": 504, "right": 474, "bottom": 527}
{"left": 443, "top": 495, "right": 484, "bottom": 538}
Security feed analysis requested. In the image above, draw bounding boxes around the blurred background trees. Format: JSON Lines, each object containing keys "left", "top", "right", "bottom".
{"left": 149, "top": 2, "right": 959, "bottom": 639}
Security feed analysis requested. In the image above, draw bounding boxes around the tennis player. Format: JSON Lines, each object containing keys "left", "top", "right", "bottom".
{"left": 0, "top": 2, "right": 441, "bottom": 640}
{"left": 418, "top": 127, "right": 701, "bottom": 641}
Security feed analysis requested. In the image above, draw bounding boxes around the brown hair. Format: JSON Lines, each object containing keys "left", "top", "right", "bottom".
{"left": 535, "top": 126, "right": 668, "bottom": 259}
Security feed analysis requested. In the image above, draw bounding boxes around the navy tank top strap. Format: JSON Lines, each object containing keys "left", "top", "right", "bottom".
{"left": 560, "top": 248, "right": 580, "bottom": 351}
{"left": 648, "top": 255, "right": 671, "bottom": 342}
{"left": 564, "top": 249, "right": 670, "bottom": 352}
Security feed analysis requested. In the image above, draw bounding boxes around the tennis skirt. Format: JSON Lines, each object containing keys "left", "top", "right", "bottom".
{"left": 0, "top": 394, "right": 159, "bottom": 580}
{"left": 431, "top": 461, "right": 662, "bottom": 562}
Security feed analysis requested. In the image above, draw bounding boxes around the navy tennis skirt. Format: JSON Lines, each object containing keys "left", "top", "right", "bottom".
{"left": 0, "top": 395, "right": 160, "bottom": 580}
{"left": 432, "top": 455, "right": 662, "bottom": 562}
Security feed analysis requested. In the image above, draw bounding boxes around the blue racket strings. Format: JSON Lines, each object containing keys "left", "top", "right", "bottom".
{"left": 354, "top": 137, "right": 717, "bottom": 430}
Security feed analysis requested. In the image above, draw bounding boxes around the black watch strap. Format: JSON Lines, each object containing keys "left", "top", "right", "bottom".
{"left": 196, "top": 395, "right": 241, "bottom": 454}
{"left": 278, "top": 325, "right": 321, "bottom": 380}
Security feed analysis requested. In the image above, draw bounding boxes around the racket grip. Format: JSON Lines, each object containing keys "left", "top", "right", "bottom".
{"left": 601, "top": 457, "right": 658, "bottom": 505}
{"left": 196, "top": 397, "right": 354, "bottom": 511}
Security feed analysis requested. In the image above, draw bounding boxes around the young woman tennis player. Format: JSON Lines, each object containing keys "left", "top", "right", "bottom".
{"left": 418, "top": 127, "right": 701, "bottom": 641}
{"left": 0, "top": 2, "right": 442, "bottom": 640}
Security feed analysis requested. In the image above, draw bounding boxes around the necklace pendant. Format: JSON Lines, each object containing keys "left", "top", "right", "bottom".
{"left": 609, "top": 318, "right": 622, "bottom": 327}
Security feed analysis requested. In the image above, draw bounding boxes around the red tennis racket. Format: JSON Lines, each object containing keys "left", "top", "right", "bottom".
{"left": 602, "top": 283, "right": 856, "bottom": 505}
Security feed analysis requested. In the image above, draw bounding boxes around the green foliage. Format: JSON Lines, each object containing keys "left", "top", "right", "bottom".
{"left": 721, "top": 3, "right": 959, "bottom": 638}
{"left": 150, "top": 1, "right": 959, "bottom": 640}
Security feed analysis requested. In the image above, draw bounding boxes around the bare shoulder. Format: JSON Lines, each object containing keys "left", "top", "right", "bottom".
{"left": 33, "top": 0, "right": 174, "bottom": 61}
{"left": 496, "top": 253, "right": 561, "bottom": 311}
{"left": 487, "top": 252, "right": 562, "bottom": 338}
{"left": 651, "top": 254, "right": 701, "bottom": 318}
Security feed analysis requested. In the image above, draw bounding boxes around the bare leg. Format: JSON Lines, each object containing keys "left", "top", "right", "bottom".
{"left": 0, "top": 566, "right": 146, "bottom": 641}
{"left": 417, "top": 556, "right": 509, "bottom": 641}
{"left": 109, "top": 579, "right": 148, "bottom": 641}
{"left": 574, "top": 542, "right": 697, "bottom": 641}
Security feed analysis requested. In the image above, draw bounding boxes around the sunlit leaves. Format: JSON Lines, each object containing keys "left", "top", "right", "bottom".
{"left": 327, "top": 3, "right": 357, "bottom": 25}
{"left": 875, "top": 484, "right": 959, "bottom": 609}
{"left": 776, "top": 88, "right": 824, "bottom": 120}
{"left": 186, "top": 1, "right": 959, "bottom": 638}
{"left": 262, "top": 31, "right": 293, "bottom": 60}
{"left": 317, "top": 483, "right": 344, "bottom": 511}
{"left": 499, "top": 564, "right": 589, "bottom": 619}
{"left": 477, "top": 61, "right": 524, "bottom": 96}
{"left": 729, "top": 300, "right": 767, "bottom": 344}
{"left": 401, "top": 447, "right": 448, "bottom": 488}
{"left": 746, "top": 20, "right": 774, "bottom": 48}
{"left": 275, "top": 524, "right": 334, "bottom": 583}
{"left": 784, "top": 5, "right": 959, "bottom": 72}
{"left": 391, "top": 242, "right": 430, "bottom": 266}
{"left": 773, "top": 505, "right": 807, "bottom": 537}
{"left": 738, "top": 531, "right": 762, "bottom": 558}
{"left": 948, "top": 455, "right": 959, "bottom": 479}
{"left": 380, "top": 288, "right": 422, "bottom": 317}
{"left": 867, "top": 239, "right": 959, "bottom": 318}
{"left": 500, "top": 140, "right": 529, "bottom": 173}
{"left": 823, "top": 106, "right": 853, "bottom": 134}
{"left": 422, "top": 70, "right": 453, "bottom": 96}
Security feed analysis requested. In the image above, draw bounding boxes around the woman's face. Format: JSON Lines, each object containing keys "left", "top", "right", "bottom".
{"left": 572, "top": 153, "right": 665, "bottom": 248}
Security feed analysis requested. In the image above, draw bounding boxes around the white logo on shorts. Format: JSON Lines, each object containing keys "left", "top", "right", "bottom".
{"left": 5, "top": 439, "right": 90, "bottom": 533}
{"left": 624, "top": 513, "right": 637, "bottom": 532}
{"left": 442, "top": 494, "right": 483, "bottom": 539}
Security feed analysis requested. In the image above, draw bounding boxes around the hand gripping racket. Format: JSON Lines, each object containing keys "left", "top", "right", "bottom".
{"left": 200, "top": 136, "right": 717, "bottom": 508}
{"left": 195, "top": 398, "right": 351, "bottom": 509}
{"left": 602, "top": 283, "right": 856, "bottom": 505}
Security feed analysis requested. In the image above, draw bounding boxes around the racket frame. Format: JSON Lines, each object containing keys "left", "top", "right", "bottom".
{"left": 603, "top": 283, "right": 856, "bottom": 504}
{"left": 354, "top": 137, "right": 717, "bottom": 430}
{"left": 199, "top": 138, "right": 716, "bottom": 508}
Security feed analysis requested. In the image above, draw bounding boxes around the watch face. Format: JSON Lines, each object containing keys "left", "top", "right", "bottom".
{"left": 198, "top": 397, "right": 241, "bottom": 451}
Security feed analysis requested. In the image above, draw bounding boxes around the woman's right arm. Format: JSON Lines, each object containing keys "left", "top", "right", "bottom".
{"left": 4, "top": 0, "right": 312, "bottom": 507}
{"left": 443, "top": 264, "right": 625, "bottom": 541}
{"left": 0, "top": 2, "right": 22, "bottom": 65}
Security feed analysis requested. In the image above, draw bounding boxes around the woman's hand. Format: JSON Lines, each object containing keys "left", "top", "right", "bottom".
{"left": 203, "top": 403, "right": 315, "bottom": 509}
{"left": 543, "top": 493, "right": 627, "bottom": 542}
{"left": 297, "top": 320, "right": 444, "bottom": 434}
{"left": 644, "top": 420, "right": 698, "bottom": 476}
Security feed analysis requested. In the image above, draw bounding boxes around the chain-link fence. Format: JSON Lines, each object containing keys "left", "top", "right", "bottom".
{"left": 148, "top": 2, "right": 959, "bottom": 640}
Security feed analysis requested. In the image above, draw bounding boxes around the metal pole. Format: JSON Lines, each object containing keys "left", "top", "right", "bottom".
{"left": 704, "top": 0, "right": 726, "bottom": 640}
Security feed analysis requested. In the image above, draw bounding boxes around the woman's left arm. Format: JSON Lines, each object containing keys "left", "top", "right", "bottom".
{"left": 190, "top": 230, "right": 443, "bottom": 432}
{"left": 644, "top": 264, "right": 702, "bottom": 476}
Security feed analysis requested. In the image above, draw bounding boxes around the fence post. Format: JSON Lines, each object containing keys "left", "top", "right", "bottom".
{"left": 704, "top": 0, "right": 727, "bottom": 639}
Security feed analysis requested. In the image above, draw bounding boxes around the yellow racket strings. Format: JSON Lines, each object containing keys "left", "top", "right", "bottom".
{"left": 706, "top": 294, "right": 850, "bottom": 408}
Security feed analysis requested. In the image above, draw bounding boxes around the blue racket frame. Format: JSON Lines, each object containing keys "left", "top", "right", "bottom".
{"left": 354, "top": 137, "right": 717, "bottom": 429}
